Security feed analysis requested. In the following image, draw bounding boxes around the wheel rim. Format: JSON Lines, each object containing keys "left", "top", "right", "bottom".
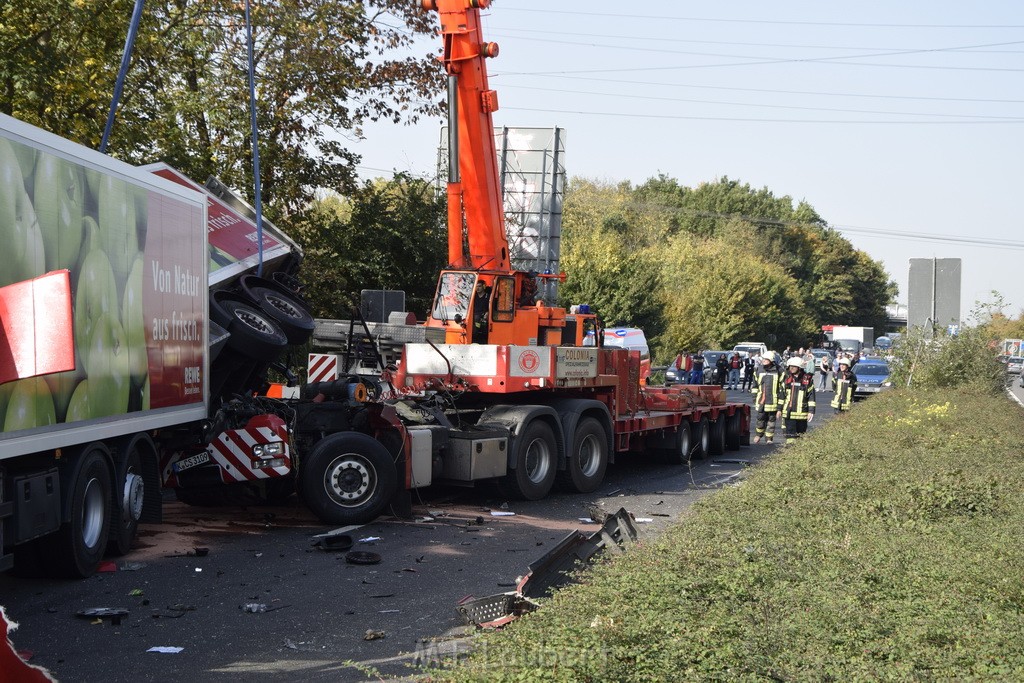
{"left": 123, "top": 471, "right": 145, "bottom": 523}
{"left": 259, "top": 288, "right": 305, "bottom": 321}
{"left": 576, "top": 433, "right": 601, "bottom": 478}
{"left": 232, "top": 306, "right": 277, "bottom": 334}
{"left": 524, "top": 437, "right": 552, "bottom": 484}
{"left": 81, "top": 477, "right": 106, "bottom": 549}
{"left": 324, "top": 454, "right": 377, "bottom": 507}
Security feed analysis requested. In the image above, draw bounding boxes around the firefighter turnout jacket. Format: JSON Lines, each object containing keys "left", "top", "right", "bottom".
{"left": 752, "top": 368, "right": 783, "bottom": 412}
{"left": 782, "top": 372, "right": 816, "bottom": 420}
{"left": 831, "top": 370, "right": 857, "bottom": 411}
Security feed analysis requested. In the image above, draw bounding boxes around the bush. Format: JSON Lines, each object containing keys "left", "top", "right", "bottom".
{"left": 888, "top": 326, "right": 1004, "bottom": 395}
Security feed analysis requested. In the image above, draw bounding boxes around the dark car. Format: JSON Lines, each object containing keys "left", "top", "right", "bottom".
{"left": 702, "top": 350, "right": 733, "bottom": 384}
{"left": 853, "top": 360, "right": 892, "bottom": 399}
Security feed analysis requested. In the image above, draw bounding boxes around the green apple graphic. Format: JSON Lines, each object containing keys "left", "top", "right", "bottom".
{"left": 74, "top": 248, "right": 118, "bottom": 358}
{"left": 84, "top": 313, "right": 131, "bottom": 418}
{"left": 122, "top": 256, "right": 148, "bottom": 384}
{"left": 3, "top": 377, "right": 57, "bottom": 431}
{"left": 44, "top": 360, "right": 85, "bottom": 423}
{"left": 0, "top": 139, "right": 27, "bottom": 287}
{"left": 98, "top": 174, "right": 139, "bottom": 299}
{"left": 14, "top": 187, "right": 45, "bottom": 283}
{"left": 65, "top": 379, "right": 91, "bottom": 423}
{"left": 34, "top": 152, "right": 84, "bottom": 271}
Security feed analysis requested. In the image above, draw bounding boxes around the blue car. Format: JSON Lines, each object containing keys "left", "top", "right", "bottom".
{"left": 854, "top": 360, "right": 892, "bottom": 399}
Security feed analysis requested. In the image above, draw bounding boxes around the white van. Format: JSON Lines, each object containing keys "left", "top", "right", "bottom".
{"left": 733, "top": 341, "right": 768, "bottom": 357}
{"left": 602, "top": 328, "right": 651, "bottom": 381}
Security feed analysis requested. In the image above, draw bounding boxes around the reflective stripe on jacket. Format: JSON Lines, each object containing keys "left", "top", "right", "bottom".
{"left": 831, "top": 371, "right": 857, "bottom": 410}
{"left": 783, "top": 373, "right": 816, "bottom": 420}
{"left": 752, "top": 370, "right": 782, "bottom": 412}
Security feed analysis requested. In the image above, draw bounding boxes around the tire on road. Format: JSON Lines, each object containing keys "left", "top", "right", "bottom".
{"left": 709, "top": 415, "right": 727, "bottom": 456}
{"left": 106, "top": 434, "right": 151, "bottom": 556}
{"left": 691, "top": 417, "right": 710, "bottom": 460}
{"left": 725, "top": 411, "right": 742, "bottom": 450}
{"left": 655, "top": 425, "right": 692, "bottom": 465}
{"left": 557, "top": 417, "right": 608, "bottom": 493}
{"left": 44, "top": 445, "right": 113, "bottom": 578}
{"left": 499, "top": 420, "right": 557, "bottom": 500}
{"left": 299, "top": 432, "right": 398, "bottom": 525}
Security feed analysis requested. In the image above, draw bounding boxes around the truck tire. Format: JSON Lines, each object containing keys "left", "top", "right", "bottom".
{"left": 239, "top": 275, "right": 314, "bottom": 344}
{"left": 106, "top": 436, "right": 150, "bottom": 556}
{"left": 557, "top": 417, "right": 608, "bottom": 494}
{"left": 299, "top": 432, "right": 397, "bottom": 525}
{"left": 656, "top": 426, "right": 692, "bottom": 465}
{"left": 45, "top": 446, "right": 113, "bottom": 578}
{"left": 709, "top": 415, "right": 726, "bottom": 456}
{"left": 499, "top": 420, "right": 557, "bottom": 500}
{"left": 221, "top": 300, "right": 288, "bottom": 362}
{"left": 691, "top": 417, "right": 710, "bottom": 460}
{"left": 725, "top": 412, "right": 742, "bottom": 450}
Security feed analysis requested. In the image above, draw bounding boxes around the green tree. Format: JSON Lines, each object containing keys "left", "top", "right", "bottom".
{"left": 2, "top": 0, "right": 443, "bottom": 217}
{"left": 292, "top": 173, "right": 446, "bottom": 319}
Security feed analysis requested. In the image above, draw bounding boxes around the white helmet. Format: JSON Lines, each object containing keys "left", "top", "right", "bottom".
{"left": 761, "top": 351, "right": 777, "bottom": 365}
{"left": 786, "top": 357, "right": 804, "bottom": 369}
{"left": 838, "top": 357, "right": 851, "bottom": 367}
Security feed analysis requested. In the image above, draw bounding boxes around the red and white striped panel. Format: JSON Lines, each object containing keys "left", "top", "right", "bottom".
{"left": 308, "top": 353, "right": 339, "bottom": 384}
{"left": 207, "top": 424, "right": 292, "bottom": 482}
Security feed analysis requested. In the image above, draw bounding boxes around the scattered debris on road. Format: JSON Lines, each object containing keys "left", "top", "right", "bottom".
{"left": 76, "top": 608, "right": 129, "bottom": 626}
{"left": 363, "top": 629, "right": 386, "bottom": 641}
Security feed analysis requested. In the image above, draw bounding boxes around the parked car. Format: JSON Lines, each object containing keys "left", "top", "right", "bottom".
{"left": 853, "top": 359, "right": 892, "bottom": 399}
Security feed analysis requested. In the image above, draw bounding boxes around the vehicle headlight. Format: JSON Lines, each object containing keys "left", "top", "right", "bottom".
{"left": 882, "top": 381, "right": 892, "bottom": 387}
{"left": 253, "top": 442, "right": 284, "bottom": 457}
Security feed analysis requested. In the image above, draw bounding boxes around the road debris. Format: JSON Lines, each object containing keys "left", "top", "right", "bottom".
{"left": 313, "top": 533, "right": 353, "bottom": 551}
{"left": 146, "top": 646, "right": 184, "bottom": 654}
{"left": 363, "top": 629, "right": 386, "bottom": 641}
{"left": 346, "top": 551, "right": 382, "bottom": 565}
{"left": 457, "top": 508, "right": 639, "bottom": 629}
{"left": 489, "top": 510, "right": 515, "bottom": 517}
{"left": 357, "top": 536, "right": 382, "bottom": 543}
{"left": 76, "top": 608, "right": 129, "bottom": 626}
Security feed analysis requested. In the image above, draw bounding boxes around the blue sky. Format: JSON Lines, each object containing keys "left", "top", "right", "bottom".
{"left": 352, "top": 1, "right": 1024, "bottom": 322}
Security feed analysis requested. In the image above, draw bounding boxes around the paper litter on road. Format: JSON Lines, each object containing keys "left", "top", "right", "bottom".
{"left": 490, "top": 511, "right": 515, "bottom": 516}
{"left": 358, "top": 536, "right": 382, "bottom": 543}
{"left": 578, "top": 517, "right": 596, "bottom": 524}
{"left": 634, "top": 518, "right": 654, "bottom": 523}
{"left": 147, "top": 646, "right": 184, "bottom": 654}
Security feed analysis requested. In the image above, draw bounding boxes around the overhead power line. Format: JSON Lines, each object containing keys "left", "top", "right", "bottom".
{"left": 502, "top": 105, "right": 1024, "bottom": 124}
{"left": 496, "top": 83, "right": 1022, "bottom": 121}
{"left": 495, "top": 8, "right": 1024, "bottom": 30}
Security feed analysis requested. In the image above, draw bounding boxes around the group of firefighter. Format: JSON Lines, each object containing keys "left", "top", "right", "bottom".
{"left": 751, "top": 351, "right": 858, "bottom": 445}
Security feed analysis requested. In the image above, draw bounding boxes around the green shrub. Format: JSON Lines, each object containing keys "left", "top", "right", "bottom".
{"left": 888, "top": 326, "right": 1004, "bottom": 395}
{"left": 426, "top": 389, "right": 1024, "bottom": 681}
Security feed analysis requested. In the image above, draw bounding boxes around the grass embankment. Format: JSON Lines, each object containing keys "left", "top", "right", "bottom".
{"left": 434, "top": 389, "right": 1024, "bottom": 681}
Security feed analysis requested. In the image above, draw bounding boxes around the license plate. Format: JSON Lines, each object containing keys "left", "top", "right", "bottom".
{"left": 861, "top": 387, "right": 881, "bottom": 393}
{"left": 173, "top": 452, "right": 211, "bottom": 473}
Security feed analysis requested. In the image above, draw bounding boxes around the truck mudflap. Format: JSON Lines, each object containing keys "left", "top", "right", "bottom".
{"left": 161, "top": 413, "right": 292, "bottom": 486}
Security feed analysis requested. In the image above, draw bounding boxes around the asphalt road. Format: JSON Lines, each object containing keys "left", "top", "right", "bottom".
{"left": 1, "top": 386, "right": 842, "bottom": 682}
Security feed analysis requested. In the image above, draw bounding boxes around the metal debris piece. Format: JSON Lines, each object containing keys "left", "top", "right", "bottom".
{"left": 457, "top": 508, "right": 639, "bottom": 629}
{"left": 76, "top": 608, "right": 128, "bottom": 626}
{"left": 363, "top": 629, "right": 386, "bottom": 641}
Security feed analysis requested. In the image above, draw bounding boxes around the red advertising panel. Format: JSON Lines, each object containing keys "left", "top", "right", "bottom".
{"left": 149, "top": 166, "right": 282, "bottom": 267}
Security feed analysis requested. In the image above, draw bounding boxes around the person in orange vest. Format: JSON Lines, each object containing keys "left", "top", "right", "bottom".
{"left": 781, "top": 356, "right": 816, "bottom": 444}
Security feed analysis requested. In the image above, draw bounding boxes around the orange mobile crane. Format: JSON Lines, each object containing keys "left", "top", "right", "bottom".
{"left": 421, "top": 0, "right": 584, "bottom": 348}
{"left": 299, "top": 0, "right": 750, "bottom": 520}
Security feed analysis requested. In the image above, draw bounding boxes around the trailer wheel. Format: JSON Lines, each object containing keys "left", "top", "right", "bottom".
{"left": 500, "top": 420, "right": 557, "bottom": 500}
{"left": 709, "top": 415, "right": 727, "bottom": 456}
{"left": 656, "top": 425, "right": 692, "bottom": 465}
{"left": 221, "top": 299, "right": 288, "bottom": 362}
{"left": 557, "top": 417, "right": 608, "bottom": 493}
{"left": 300, "top": 432, "right": 397, "bottom": 525}
{"left": 725, "top": 412, "right": 742, "bottom": 450}
{"left": 46, "top": 446, "right": 113, "bottom": 578}
{"left": 691, "top": 417, "right": 710, "bottom": 460}
{"left": 239, "top": 276, "right": 315, "bottom": 344}
{"left": 107, "top": 437, "right": 149, "bottom": 556}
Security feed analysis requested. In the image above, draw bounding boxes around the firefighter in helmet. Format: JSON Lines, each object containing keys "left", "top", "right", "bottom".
{"left": 781, "top": 356, "right": 816, "bottom": 444}
{"left": 831, "top": 357, "right": 857, "bottom": 411}
{"left": 751, "top": 351, "right": 783, "bottom": 443}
